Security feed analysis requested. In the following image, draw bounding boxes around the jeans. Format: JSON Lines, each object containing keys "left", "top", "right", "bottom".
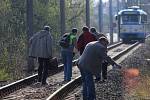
{"left": 80, "top": 68, "right": 96, "bottom": 100}
{"left": 102, "top": 62, "right": 108, "bottom": 79}
{"left": 38, "top": 58, "right": 49, "bottom": 84}
{"left": 61, "top": 50, "right": 73, "bottom": 81}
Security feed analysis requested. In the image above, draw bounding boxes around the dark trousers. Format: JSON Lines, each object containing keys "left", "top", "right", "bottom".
{"left": 95, "top": 62, "right": 108, "bottom": 80}
{"left": 38, "top": 58, "right": 49, "bottom": 84}
{"left": 102, "top": 62, "right": 108, "bottom": 79}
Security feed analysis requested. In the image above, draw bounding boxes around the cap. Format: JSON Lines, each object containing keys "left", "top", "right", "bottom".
{"left": 98, "top": 36, "right": 109, "bottom": 44}
{"left": 82, "top": 26, "right": 89, "bottom": 32}
{"left": 90, "top": 27, "right": 96, "bottom": 32}
{"left": 72, "top": 28, "right": 77, "bottom": 33}
{"left": 44, "top": 26, "right": 51, "bottom": 31}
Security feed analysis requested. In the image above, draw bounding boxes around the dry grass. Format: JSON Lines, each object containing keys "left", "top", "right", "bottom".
{"left": 134, "top": 75, "right": 150, "bottom": 97}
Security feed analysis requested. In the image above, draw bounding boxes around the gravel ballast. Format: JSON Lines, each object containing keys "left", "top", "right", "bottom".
{"left": 67, "top": 38, "right": 150, "bottom": 100}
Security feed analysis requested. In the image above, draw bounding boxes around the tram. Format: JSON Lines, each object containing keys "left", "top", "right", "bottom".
{"left": 115, "top": 6, "right": 147, "bottom": 43}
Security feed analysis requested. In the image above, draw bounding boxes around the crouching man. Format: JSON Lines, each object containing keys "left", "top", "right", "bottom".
{"left": 77, "top": 37, "right": 121, "bottom": 100}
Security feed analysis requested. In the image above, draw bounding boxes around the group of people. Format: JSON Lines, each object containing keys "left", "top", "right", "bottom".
{"left": 29, "top": 25, "right": 121, "bottom": 100}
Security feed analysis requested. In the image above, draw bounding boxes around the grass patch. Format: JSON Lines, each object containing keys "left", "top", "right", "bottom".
{"left": 0, "top": 68, "right": 10, "bottom": 81}
{"left": 131, "top": 75, "right": 150, "bottom": 98}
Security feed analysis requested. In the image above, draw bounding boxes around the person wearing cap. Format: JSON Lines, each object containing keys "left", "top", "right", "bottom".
{"left": 77, "top": 37, "right": 121, "bottom": 100}
{"left": 61, "top": 28, "right": 77, "bottom": 82}
{"left": 29, "top": 25, "right": 52, "bottom": 85}
{"left": 90, "top": 27, "right": 109, "bottom": 81}
{"left": 77, "top": 26, "right": 97, "bottom": 55}
{"left": 90, "top": 27, "right": 107, "bottom": 40}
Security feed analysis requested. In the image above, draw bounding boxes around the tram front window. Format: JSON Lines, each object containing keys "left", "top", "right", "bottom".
{"left": 121, "top": 14, "right": 139, "bottom": 24}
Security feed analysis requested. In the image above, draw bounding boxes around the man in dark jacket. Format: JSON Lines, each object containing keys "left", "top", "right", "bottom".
{"left": 90, "top": 27, "right": 108, "bottom": 81}
{"left": 78, "top": 37, "right": 121, "bottom": 100}
{"left": 29, "top": 26, "right": 52, "bottom": 85}
{"left": 77, "top": 26, "right": 97, "bottom": 55}
{"left": 90, "top": 27, "right": 107, "bottom": 39}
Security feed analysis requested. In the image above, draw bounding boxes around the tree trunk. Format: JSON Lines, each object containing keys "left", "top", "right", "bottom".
{"left": 26, "top": 0, "right": 34, "bottom": 74}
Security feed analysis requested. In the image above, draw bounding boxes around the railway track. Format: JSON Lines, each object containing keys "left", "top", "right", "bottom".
{"left": 46, "top": 42, "right": 140, "bottom": 100}
{"left": 0, "top": 42, "right": 122, "bottom": 99}
{"left": 2, "top": 42, "right": 135, "bottom": 99}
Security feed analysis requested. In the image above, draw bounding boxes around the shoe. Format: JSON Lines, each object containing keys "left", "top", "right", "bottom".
{"left": 64, "top": 79, "right": 71, "bottom": 82}
{"left": 95, "top": 78, "right": 101, "bottom": 82}
{"left": 102, "top": 76, "right": 107, "bottom": 80}
{"left": 62, "top": 80, "right": 70, "bottom": 84}
{"left": 41, "top": 82, "right": 48, "bottom": 86}
{"left": 102, "top": 79, "right": 107, "bottom": 83}
{"left": 32, "top": 82, "right": 41, "bottom": 88}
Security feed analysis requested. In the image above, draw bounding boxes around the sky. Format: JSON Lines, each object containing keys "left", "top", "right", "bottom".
{"left": 95, "top": 0, "right": 109, "bottom": 3}
{"left": 94, "top": 0, "right": 109, "bottom": 6}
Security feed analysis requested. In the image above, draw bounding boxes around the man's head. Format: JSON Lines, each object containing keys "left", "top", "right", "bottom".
{"left": 90, "top": 27, "right": 96, "bottom": 33}
{"left": 82, "top": 26, "right": 89, "bottom": 32}
{"left": 44, "top": 26, "right": 51, "bottom": 31}
{"left": 98, "top": 36, "right": 109, "bottom": 47}
{"left": 72, "top": 28, "right": 78, "bottom": 34}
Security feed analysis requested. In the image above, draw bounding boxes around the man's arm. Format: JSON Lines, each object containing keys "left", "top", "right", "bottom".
{"left": 101, "top": 48, "right": 121, "bottom": 68}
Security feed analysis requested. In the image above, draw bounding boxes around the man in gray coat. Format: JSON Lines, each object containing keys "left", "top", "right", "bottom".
{"left": 29, "top": 26, "right": 52, "bottom": 85}
{"left": 90, "top": 27, "right": 109, "bottom": 81}
{"left": 78, "top": 37, "right": 121, "bottom": 100}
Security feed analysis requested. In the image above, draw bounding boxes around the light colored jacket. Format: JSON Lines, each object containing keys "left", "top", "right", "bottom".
{"left": 29, "top": 30, "right": 52, "bottom": 58}
{"left": 78, "top": 41, "right": 116, "bottom": 75}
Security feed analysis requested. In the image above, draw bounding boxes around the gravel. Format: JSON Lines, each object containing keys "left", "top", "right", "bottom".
{"left": 3, "top": 38, "right": 150, "bottom": 100}
{"left": 66, "top": 38, "right": 150, "bottom": 100}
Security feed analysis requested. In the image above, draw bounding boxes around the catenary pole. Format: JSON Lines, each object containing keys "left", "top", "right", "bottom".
{"left": 60, "top": 0, "right": 66, "bottom": 35}
{"left": 99, "top": 0, "right": 103, "bottom": 33}
{"left": 139, "top": 0, "right": 142, "bottom": 8}
{"left": 86, "top": 0, "right": 90, "bottom": 27}
{"left": 117, "top": 0, "right": 120, "bottom": 13}
{"left": 117, "top": 0, "right": 120, "bottom": 41}
{"left": 109, "top": 0, "right": 113, "bottom": 44}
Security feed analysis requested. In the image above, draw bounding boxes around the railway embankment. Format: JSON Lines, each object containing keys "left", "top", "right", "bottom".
{"left": 3, "top": 38, "right": 150, "bottom": 100}
{"left": 120, "top": 38, "right": 150, "bottom": 99}
{"left": 67, "top": 38, "right": 150, "bottom": 100}
{"left": 97, "top": 38, "right": 150, "bottom": 99}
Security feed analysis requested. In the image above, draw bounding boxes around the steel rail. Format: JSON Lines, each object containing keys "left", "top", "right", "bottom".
{"left": 46, "top": 42, "right": 139, "bottom": 100}
{"left": 0, "top": 42, "right": 122, "bottom": 98}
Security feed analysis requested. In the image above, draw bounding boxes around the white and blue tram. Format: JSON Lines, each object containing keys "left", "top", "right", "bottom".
{"left": 116, "top": 6, "right": 147, "bottom": 43}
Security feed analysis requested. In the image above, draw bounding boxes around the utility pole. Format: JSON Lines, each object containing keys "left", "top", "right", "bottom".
{"left": 60, "top": 0, "right": 66, "bottom": 35}
{"left": 86, "top": 0, "right": 90, "bottom": 27}
{"left": 139, "top": 0, "right": 142, "bottom": 8}
{"left": 71, "top": 0, "right": 81, "bottom": 28}
{"left": 109, "top": 0, "right": 113, "bottom": 44}
{"left": 117, "top": 0, "right": 120, "bottom": 41}
{"left": 127, "top": 0, "right": 132, "bottom": 7}
{"left": 27, "top": 0, "right": 34, "bottom": 73}
{"left": 117, "top": 0, "right": 120, "bottom": 13}
{"left": 123, "top": 0, "right": 127, "bottom": 8}
{"left": 27, "top": 0, "right": 33, "bottom": 39}
{"left": 98, "top": 0, "right": 103, "bottom": 33}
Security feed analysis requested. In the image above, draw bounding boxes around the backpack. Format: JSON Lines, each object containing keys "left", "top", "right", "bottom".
{"left": 49, "top": 57, "right": 58, "bottom": 70}
{"left": 59, "top": 33, "right": 70, "bottom": 48}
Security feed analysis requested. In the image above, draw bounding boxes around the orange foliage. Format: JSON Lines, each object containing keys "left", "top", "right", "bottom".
{"left": 123, "top": 68, "right": 140, "bottom": 79}
{"left": 122, "top": 68, "right": 140, "bottom": 93}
